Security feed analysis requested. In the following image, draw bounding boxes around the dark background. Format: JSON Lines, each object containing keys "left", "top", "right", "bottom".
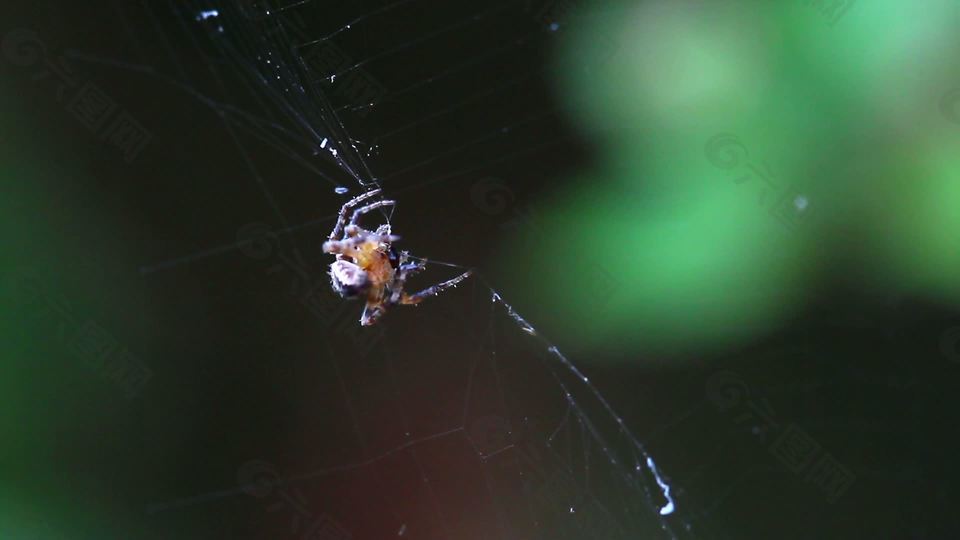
{"left": 3, "top": 1, "right": 959, "bottom": 539}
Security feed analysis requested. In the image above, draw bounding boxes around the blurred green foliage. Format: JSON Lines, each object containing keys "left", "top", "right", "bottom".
{"left": 503, "top": 0, "right": 960, "bottom": 357}
{"left": 1, "top": 90, "right": 159, "bottom": 538}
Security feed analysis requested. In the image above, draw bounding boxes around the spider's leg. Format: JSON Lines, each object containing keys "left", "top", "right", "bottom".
{"left": 328, "top": 189, "right": 382, "bottom": 241}
{"left": 389, "top": 252, "right": 427, "bottom": 304}
{"left": 399, "top": 262, "right": 426, "bottom": 274}
{"left": 393, "top": 249, "right": 409, "bottom": 270}
{"left": 389, "top": 263, "right": 424, "bottom": 304}
{"left": 322, "top": 239, "right": 352, "bottom": 255}
{"left": 323, "top": 231, "right": 399, "bottom": 255}
{"left": 360, "top": 301, "right": 386, "bottom": 326}
{"left": 349, "top": 200, "right": 395, "bottom": 227}
{"left": 400, "top": 270, "right": 473, "bottom": 305}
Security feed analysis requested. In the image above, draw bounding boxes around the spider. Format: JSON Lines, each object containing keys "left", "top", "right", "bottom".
{"left": 322, "top": 188, "right": 473, "bottom": 326}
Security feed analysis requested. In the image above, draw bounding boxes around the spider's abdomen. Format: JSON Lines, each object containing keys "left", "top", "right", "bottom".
{"left": 330, "top": 260, "right": 370, "bottom": 298}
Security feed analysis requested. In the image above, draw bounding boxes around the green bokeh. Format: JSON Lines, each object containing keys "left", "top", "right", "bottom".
{"left": 501, "top": 0, "right": 960, "bottom": 357}
{"left": 1, "top": 89, "right": 165, "bottom": 538}
{"left": 859, "top": 138, "right": 960, "bottom": 303}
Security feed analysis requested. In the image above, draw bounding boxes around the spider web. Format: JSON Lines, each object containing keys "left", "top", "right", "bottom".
{"left": 65, "top": 1, "right": 690, "bottom": 537}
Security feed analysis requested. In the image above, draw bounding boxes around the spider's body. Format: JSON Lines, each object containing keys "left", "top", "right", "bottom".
{"left": 322, "top": 189, "right": 472, "bottom": 326}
